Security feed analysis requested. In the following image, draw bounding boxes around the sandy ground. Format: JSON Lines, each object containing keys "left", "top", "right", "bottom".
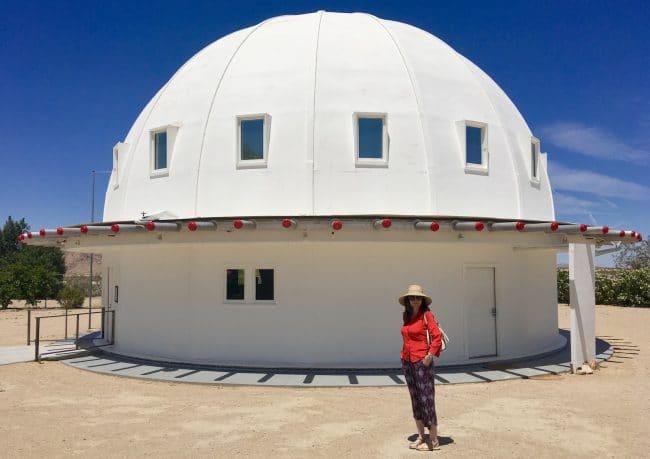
{"left": 0, "top": 304, "right": 648, "bottom": 458}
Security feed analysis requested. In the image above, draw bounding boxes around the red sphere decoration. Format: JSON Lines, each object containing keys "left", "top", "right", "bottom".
{"left": 381, "top": 218, "right": 392, "bottom": 228}
{"left": 515, "top": 221, "right": 525, "bottom": 231}
{"left": 80, "top": 225, "right": 88, "bottom": 234}
{"left": 17, "top": 234, "right": 24, "bottom": 241}
{"left": 550, "top": 222, "right": 559, "bottom": 232}
{"left": 579, "top": 224, "right": 587, "bottom": 232}
{"left": 430, "top": 222, "right": 440, "bottom": 232}
{"left": 27, "top": 232, "right": 32, "bottom": 239}
{"left": 145, "top": 221, "right": 156, "bottom": 231}
{"left": 332, "top": 220, "right": 343, "bottom": 231}
{"left": 475, "top": 222, "right": 485, "bottom": 231}
{"left": 188, "top": 221, "right": 198, "bottom": 232}
{"left": 638, "top": 234, "right": 643, "bottom": 241}
{"left": 39, "top": 229, "right": 46, "bottom": 237}
{"left": 111, "top": 224, "right": 120, "bottom": 233}
{"left": 601, "top": 226, "right": 609, "bottom": 234}
{"left": 233, "top": 220, "right": 244, "bottom": 229}
{"left": 56, "top": 227, "right": 64, "bottom": 235}
{"left": 619, "top": 230, "right": 626, "bottom": 237}
{"left": 631, "top": 231, "right": 636, "bottom": 237}
{"left": 282, "top": 219, "right": 293, "bottom": 228}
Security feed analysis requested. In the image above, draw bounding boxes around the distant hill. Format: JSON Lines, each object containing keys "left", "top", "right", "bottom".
{"left": 64, "top": 253, "right": 102, "bottom": 277}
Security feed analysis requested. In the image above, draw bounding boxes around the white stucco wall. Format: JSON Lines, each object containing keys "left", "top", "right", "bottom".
{"left": 101, "top": 239, "right": 562, "bottom": 368}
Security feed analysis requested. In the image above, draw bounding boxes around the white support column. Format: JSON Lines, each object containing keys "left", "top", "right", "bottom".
{"left": 569, "top": 243, "right": 596, "bottom": 373}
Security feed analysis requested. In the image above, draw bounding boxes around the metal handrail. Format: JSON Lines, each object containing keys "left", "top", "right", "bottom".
{"left": 27, "top": 306, "right": 105, "bottom": 345}
{"left": 33, "top": 309, "right": 115, "bottom": 362}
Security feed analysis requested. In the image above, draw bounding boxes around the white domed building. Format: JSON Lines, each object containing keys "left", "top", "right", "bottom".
{"left": 27, "top": 12, "right": 641, "bottom": 370}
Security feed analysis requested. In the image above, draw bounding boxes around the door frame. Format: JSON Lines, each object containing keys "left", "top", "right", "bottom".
{"left": 462, "top": 264, "right": 499, "bottom": 359}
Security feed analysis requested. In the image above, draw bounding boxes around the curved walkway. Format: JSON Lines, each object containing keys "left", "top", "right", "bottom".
{"left": 54, "top": 331, "right": 615, "bottom": 387}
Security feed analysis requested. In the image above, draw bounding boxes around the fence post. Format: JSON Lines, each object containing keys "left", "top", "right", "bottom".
{"left": 75, "top": 314, "right": 80, "bottom": 349}
{"left": 64, "top": 308, "right": 68, "bottom": 339}
{"left": 27, "top": 309, "right": 31, "bottom": 345}
{"left": 34, "top": 317, "right": 40, "bottom": 362}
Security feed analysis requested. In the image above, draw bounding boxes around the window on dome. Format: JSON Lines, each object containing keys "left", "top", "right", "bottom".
{"left": 237, "top": 115, "right": 269, "bottom": 168}
{"left": 355, "top": 113, "right": 388, "bottom": 166}
{"left": 112, "top": 142, "right": 126, "bottom": 189}
{"left": 255, "top": 269, "right": 274, "bottom": 301}
{"left": 466, "top": 126, "right": 483, "bottom": 165}
{"left": 154, "top": 131, "right": 167, "bottom": 170}
{"left": 149, "top": 124, "right": 179, "bottom": 177}
{"left": 462, "top": 121, "right": 488, "bottom": 174}
{"left": 226, "top": 269, "right": 245, "bottom": 301}
{"left": 531, "top": 137, "right": 540, "bottom": 180}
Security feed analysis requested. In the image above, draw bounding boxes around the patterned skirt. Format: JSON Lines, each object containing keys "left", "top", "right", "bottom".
{"left": 401, "top": 359, "right": 437, "bottom": 428}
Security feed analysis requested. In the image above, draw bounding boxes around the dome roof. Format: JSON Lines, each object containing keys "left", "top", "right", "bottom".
{"left": 104, "top": 11, "right": 554, "bottom": 222}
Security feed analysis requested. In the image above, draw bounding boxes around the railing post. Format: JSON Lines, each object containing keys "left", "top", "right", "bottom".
{"left": 27, "top": 308, "right": 31, "bottom": 345}
{"left": 75, "top": 314, "right": 80, "bottom": 349}
{"left": 34, "top": 317, "right": 40, "bottom": 362}
{"left": 64, "top": 308, "right": 68, "bottom": 339}
{"left": 101, "top": 308, "right": 105, "bottom": 339}
{"left": 111, "top": 311, "right": 116, "bottom": 345}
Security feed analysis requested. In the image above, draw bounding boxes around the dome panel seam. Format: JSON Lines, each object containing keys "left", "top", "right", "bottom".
{"left": 365, "top": 14, "right": 434, "bottom": 213}
{"left": 192, "top": 19, "right": 275, "bottom": 216}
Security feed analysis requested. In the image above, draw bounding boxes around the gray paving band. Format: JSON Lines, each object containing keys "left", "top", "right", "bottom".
{"left": 53, "top": 330, "right": 616, "bottom": 387}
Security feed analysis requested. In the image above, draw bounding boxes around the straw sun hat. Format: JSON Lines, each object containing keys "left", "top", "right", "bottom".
{"left": 398, "top": 284, "right": 432, "bottom": 307}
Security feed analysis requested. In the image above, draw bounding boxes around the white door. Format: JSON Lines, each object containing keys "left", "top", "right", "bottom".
{"left": 465, "top": 267, "right": 497, "bottom": 358}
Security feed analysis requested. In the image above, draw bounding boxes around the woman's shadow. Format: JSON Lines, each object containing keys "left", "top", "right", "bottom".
{"left": 407, "top": 433, "right": 454, "bottom": 447}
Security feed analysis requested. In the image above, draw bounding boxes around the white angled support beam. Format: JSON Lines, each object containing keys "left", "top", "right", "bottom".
{"left": 187, "top": 221, "right": 217, "bottom": 231}
{"left": 144, "top": 221, "right": 180, "bottom": 232}
{"left": 520, "top": 222, "right": 559, "bottom": 233}
{"left": 233, "top": 219, "right": 256, "bottom": 230}
{"left": 556, "top": 224, "right": 587, "bottom": 234}
{"left": 569, "top": 242, "right": 596, "bottom": 373}
{"left": 452, "top": 220, "right": 485, "bottom": 232}
{"left": 414, "top": 221, "right": 442, "bottom": 231}
{"left": 373, "top": 218, "right": 392, "bottom": 229}
{"left": 488, "top": 221, "right": 526, "bottom": 232}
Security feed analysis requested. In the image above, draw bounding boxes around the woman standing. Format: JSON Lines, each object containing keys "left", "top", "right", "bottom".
{"left": 399, "top": 284, "right": 443, "bottom": 451}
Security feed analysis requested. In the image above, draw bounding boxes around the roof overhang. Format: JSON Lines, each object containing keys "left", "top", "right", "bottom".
{"left": 19, "top": 216, "right": 642, "bottom": 253}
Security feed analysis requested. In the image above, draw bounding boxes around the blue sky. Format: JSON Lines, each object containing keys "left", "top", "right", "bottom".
{"left": 1, "top": 1, "right": 648, "bottom": 265}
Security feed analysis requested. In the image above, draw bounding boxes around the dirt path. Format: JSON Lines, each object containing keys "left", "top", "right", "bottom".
{"left": 0, "top": 304, "right": 648, "bottom": 458}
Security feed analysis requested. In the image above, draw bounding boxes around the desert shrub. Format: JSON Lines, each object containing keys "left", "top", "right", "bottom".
{"left": 558, "top": 268, "right": 650, "bottom": 307}
{"left": 557, "top": 269, "right": 569, "bottom": 304}
{"left": 57, "top": 285, "right": 86, "bottom": 309}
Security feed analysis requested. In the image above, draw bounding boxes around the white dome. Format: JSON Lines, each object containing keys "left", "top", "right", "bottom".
{"left": 104, "top": 11, "right": 554, "bottom": 222}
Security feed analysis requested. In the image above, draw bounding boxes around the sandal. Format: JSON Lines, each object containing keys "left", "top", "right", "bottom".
{"left": 409, "top": 436, "right": 425, "bottom": 449}
{"left": 415, "top": 437, "right": 439, "bottom": 451}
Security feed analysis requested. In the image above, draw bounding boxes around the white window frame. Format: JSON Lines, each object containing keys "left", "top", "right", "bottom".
{"left": 354, "top": 112, "right": 389, "bottom": 167}
{"left": 252, "top": 267, "right": 276, "bottom": 304}
{"left": 530, "top": 136, "right": 541, "bottom": 183}
{"left": 149, "top": 123, "right": 180, "bottom": 178}
{"left": 236, "top": 114, "right": 271, "bottom": 169}
{"left": 222, "top": 266, "right": 277, "bottom": 304}
{"left": 112, "top": 142, "right": 127, "bottom": 189}
{"left": 224, "top": 267, "right": 247, "bottom": 303}
{"left": 460, "top": 120, "right": 489, "bottom": 175}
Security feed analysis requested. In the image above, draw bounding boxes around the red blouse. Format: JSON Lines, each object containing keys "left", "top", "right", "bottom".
{"left": 400, "top": 310, "right": 443, "bottom": 362}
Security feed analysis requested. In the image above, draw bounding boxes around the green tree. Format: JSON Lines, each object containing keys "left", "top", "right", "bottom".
{"left": 10, "top": 261, "right": 59, "bottom": 307}
{"left": 615, "top": 240, "right": 650, "bottom": 269}
{"left": 0, "top": 269, "right": 15, "bottom": 309}
{"left": 0, "top": 216, "right": 28, "bottom": 262}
